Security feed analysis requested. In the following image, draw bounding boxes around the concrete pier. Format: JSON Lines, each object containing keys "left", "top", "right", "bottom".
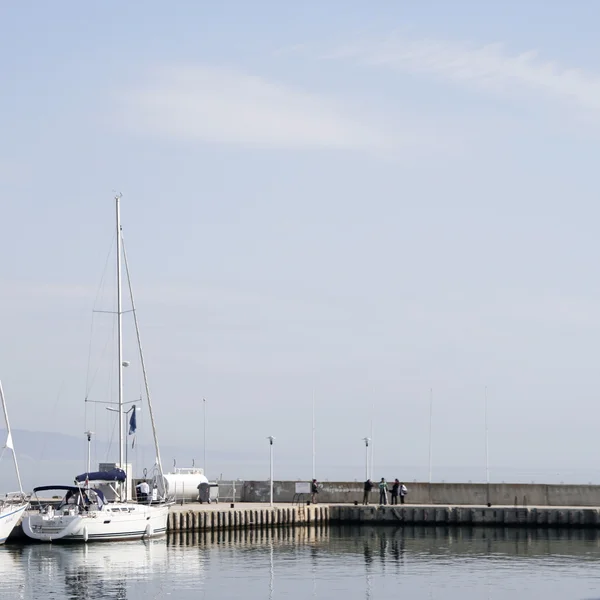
{"left": 330, "top": 504, "right": 600, "bottom": 527}
{"left": 9, "top": 502, "right": 600, "bottom": 542}
{"left": 167, "top": 503, "right": 330, "bottom": 532}
{"left": 163, "top": 502, "right": 600, "bottom": 532}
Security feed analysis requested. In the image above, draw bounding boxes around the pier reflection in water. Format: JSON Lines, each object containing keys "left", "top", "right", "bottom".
{"left": 2, "top": 525, "right": 600, "bottom": 599}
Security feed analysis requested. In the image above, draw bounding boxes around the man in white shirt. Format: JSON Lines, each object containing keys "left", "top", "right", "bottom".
{"left": 136, "top": 480, "right": 150, "bottom": 502}
{"left": 399, "top": 483, "right": 408, "bottom": 504}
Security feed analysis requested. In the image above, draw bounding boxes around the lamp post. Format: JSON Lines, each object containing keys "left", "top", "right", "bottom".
{"left": 485, "top": 386, "right": 489, "bottom": 484}
{"left": 428, "top": 388, "right": 433, "bottom": 484}
{"left": 203, "top": 397, "right": 207, "bottom": 476}
{"left": 362, "top": 437, "right": 371, "bottom": 480}
{"left": 267, "top": 436, "right": 275, "bottom": 507}
{"left": 312, "top": 390, "right": 315, "bottom": 482}
{"left": 84, "top": 430, "right": 94, "bottom": 477}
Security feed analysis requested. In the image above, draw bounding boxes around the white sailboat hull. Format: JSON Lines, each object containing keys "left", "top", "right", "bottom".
{"left": 22, "top": 503, "right": 169, "bottom": 543}
{"left": 0, "top": 502, "right": 28, "bottom": 544}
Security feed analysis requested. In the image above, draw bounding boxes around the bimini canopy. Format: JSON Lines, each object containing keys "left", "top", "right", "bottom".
{"left": 74, "top": 468, "right": 126, "bottom": 484}
{"left": 33, "top": 485, "right": 81, "bottom": 494}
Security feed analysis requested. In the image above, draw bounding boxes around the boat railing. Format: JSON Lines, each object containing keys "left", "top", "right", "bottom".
{"left": 0, "top": 491, "right": 29, "bottom": 505}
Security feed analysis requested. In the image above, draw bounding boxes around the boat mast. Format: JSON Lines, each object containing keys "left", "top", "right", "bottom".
{"left": 115, "top": 194, "right": 124, "bottom": 496}
{"left": 0, "top": 381, "right": 24, "bottom": 495}
{"left": 122, "top": 238, "right": 166, "bottom": 498}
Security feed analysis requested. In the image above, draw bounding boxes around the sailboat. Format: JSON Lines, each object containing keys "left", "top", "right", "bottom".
{"left": 0, "top": 381, "right": 29, "bottom": 544}
{"left": 22, "top": 194, "right": 170, "bottom": 542}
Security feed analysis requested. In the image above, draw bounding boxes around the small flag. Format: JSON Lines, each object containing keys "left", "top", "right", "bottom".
{"left": 129, "top": 406, "right": 137, "bottom": 435}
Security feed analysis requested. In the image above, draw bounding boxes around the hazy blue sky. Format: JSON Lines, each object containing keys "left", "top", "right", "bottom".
{"left": 2, "top": 1, "right": 600, "bottom": 485}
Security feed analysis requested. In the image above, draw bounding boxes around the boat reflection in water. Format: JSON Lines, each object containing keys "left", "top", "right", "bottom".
{"left": 21, "top": 540, "right": 173, "bottom": 599}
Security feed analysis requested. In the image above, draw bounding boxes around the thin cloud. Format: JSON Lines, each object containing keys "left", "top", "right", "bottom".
{"left": 120, "top": 65, "right": 392, "bottom": 151}
{"left": 322, "top": 36, "right": 600, "bottom": 114}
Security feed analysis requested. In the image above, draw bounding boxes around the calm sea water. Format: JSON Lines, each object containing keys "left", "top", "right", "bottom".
{"left": 2, "top": 526, "right": 600, "bottom": 599}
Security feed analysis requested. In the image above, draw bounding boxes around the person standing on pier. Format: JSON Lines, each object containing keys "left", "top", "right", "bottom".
{"left": 391, "top": 479, "right": 400, "bottom": 504}
{"left": 363, "top": 479, "right": 373, "bottom": 505}
{"left": 400, "top": 482, "right": 408, "bottom": 504}
{"left": 378, "top": 478, "right": 388, "bottom": 505}
{"left": 311, "top": 479, "right": 319, "bottom": 504}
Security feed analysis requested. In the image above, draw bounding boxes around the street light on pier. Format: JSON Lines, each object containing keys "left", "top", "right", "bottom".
{"left": 362, "top": 437, "right": 371, "bottom": 480}
{"left": 267, "top": 436, "right": 275, "bottom": 507}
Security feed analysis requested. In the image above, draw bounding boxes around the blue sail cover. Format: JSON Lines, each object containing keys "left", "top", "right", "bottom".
{"left": 75, "top": 468, "right": 126, "bottom": 483}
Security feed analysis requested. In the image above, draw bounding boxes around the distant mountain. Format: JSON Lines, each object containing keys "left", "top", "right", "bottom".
{"left": 0, "top": 428, "right": 281, "bottom": 490}
{"left": 0, "top": 428, "right": 201, "bottom": 465}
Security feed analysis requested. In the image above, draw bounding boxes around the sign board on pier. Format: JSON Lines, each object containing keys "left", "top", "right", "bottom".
{"left": 295, "top": 482, "right": 311, "bottom": 494}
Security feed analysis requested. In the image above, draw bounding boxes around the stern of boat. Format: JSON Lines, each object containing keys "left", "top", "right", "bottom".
{"left": 22, "top": 508, "right": 84, "bottom": 542}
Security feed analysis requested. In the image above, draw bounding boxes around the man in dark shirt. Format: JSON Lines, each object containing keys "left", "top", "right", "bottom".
{"left": 311, "top": 479, "right": 319, "bottom": 504}
{"left": 363, "top": 479, "right": 373, "bottom": 505}
{"left": 391, "top": 479, "right": 400, "bottom": 504}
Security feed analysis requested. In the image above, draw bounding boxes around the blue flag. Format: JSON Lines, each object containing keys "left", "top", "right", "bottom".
{"left": 129, "top": 406, "right": 137, "bottom": 435}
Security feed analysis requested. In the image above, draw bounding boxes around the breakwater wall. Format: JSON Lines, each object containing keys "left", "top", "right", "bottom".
{"left": 166, "top": 504, "right": 600, "bottom": 533}
{"left": 240, "top": 481, "right": 600, "bottom": 506}
{"left": 167, "top": 504, "right": 330, "bottom": 531}
{"left": 332, "top": 505, "right": 600, "bottom": 527}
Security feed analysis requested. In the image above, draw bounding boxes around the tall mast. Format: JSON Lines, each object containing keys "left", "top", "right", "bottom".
{"left": 122, "top": 235, "right": 166, "bottom": 498}
{"left": 0, "top": 381, "right": 23, "bottom": 495}
{"left": 116, "top": 194, "right": 124, "bottom": 480}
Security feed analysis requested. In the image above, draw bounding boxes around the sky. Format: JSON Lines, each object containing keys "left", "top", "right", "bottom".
{"left": 2, "top": 1, "right": 600, "bottom": 486}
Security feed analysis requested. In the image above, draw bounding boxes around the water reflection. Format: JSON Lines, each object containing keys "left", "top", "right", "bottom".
{"left": 165, "top": 522, "right": 330, "bottom": 548}
{"left": 21, "top": 540, "right": 168, "bottom": 599}
{"left": 2, "top": 525, "right": 600, "bottom": 599}
{"left": 269, "top": 538, "right": 274, "bottom": 600}
{"left": 330, "top": 524, "right": 600, "bottom": 562}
